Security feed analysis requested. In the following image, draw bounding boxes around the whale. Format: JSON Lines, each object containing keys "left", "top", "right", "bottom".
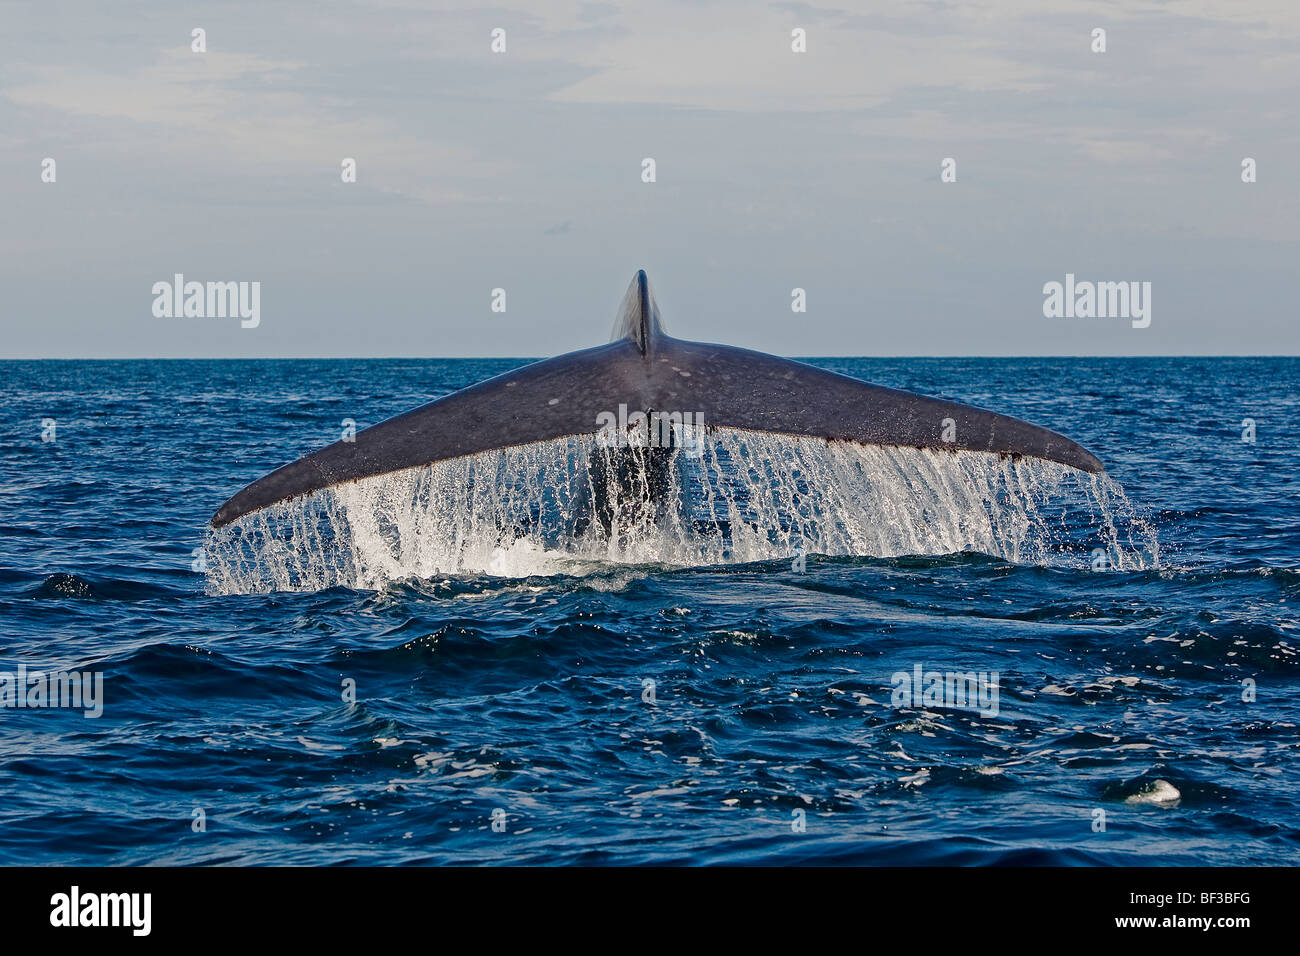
{"left": 211, "top": 270, "right": 1104, "bottom": 528}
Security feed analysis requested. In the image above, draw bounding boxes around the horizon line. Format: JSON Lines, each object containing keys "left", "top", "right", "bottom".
{"left": 3, "top": 354, "right": 1299, "bottom": 362}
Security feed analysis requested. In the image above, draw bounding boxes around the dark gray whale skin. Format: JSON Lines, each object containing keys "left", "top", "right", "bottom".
{"left": 211, "top": 271, "right": 1104, "bottom": 527}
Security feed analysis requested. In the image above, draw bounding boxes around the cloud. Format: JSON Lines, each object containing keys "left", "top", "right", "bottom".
{"left": 0, "top": 0, "right": 1297, "bottom": 357}
{"left": 547, "top": 6, "right": 1045, "bottom": 111}
{"left": 5, "top": 47, "right": 509, "bottom": 202}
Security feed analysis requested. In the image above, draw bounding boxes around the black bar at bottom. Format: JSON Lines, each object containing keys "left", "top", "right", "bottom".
{"left": 0, "top": 865, "right": 1280, "bottom": 941}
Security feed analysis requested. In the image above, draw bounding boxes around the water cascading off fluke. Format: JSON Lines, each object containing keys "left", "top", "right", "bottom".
{"left": 205, "top": 429, "right": 1158, "bottom": 594}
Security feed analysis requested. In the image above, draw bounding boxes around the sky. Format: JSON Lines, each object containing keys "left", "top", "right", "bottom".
{"left": 1, "top": 0, "right": 1297, "bottom": 358}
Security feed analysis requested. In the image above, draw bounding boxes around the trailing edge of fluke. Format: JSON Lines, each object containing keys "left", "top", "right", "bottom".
{"left": 211, "top": 271, "right": 1104, "bottom": 528}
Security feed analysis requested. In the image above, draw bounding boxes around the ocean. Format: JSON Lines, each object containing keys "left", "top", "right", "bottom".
{"left": 1, "top": 356, "right": 1296, "bottom": 865}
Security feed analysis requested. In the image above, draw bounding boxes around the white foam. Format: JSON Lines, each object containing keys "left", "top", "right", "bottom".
{"left": 1125, "top": 779, "right": 1182, "bottom": 805}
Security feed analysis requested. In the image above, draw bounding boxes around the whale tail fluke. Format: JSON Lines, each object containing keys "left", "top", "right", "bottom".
{"left": 211, "top": 271, "right": 1103, "bottom": 528}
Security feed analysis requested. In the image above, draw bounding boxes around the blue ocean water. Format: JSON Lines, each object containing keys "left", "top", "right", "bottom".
{"left": 0, "top": 356, "right": 1296, "bottom": 865}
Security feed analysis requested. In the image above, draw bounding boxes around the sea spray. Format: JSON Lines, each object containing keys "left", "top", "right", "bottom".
{"left": 205, "top": 429, "right": 1159, "bottom": 594}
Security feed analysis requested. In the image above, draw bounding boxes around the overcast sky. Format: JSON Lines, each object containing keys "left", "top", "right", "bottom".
{"left": 2, "top": 0, "right": 1297, "bottom": 358}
